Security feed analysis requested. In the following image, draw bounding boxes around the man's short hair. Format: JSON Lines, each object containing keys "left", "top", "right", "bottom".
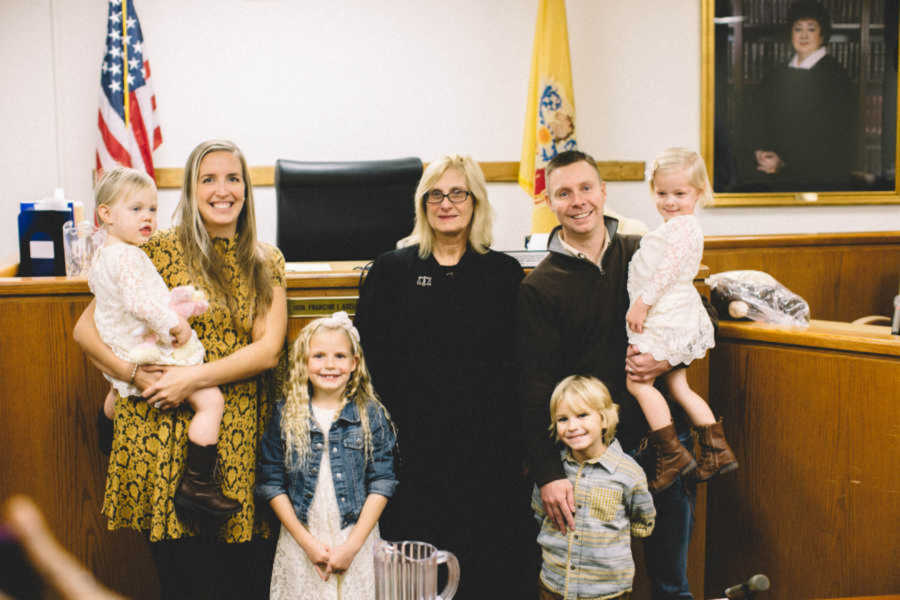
{"left": 545, "top": 150, "right": 604, "bottom": 193}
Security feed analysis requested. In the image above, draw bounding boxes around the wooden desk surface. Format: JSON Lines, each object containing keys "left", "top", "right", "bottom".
{"left": 717, "top": 319, "right": 900, "bottom": 357}
{"left": 0, "top": 262, "right": 371, "bottom": 296}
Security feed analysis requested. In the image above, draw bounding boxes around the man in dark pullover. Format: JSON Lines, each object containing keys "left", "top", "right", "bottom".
{"left": 519, "top": 150, "right": 712, "bottom": 599}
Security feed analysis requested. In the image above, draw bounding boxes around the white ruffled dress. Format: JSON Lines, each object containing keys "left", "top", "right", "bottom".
{"left": 88, "top": 243, "right": 205, "bottom": 397}
{"left": 626, "top": 214, "right": 714, "bottom": 366}
{"left": 269, "top": 405, "right": 379, "bottom": 600}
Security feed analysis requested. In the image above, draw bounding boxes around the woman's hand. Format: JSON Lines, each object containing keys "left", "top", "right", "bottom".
{"left": 625, "top": 344, "right": 672, "bottom": 383}
{"left": 132, "top": 364, "right": 164, "bottom": 393}
{"left": 141, "top": 365, "right": 200, "bottom": 409}
{"left": 300, "top": 537, "right": 331, "bottom": 581}
{"left": 626, "top": 299, "right": 650, "bottom": 334}
{"left": 326, "top": 539, "right": 362, "bottom": 576}
{"left": 754, "top": 150, "right": 784, "bottom": 174}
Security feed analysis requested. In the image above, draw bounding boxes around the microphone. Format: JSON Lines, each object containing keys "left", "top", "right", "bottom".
{"left": 724, "top": 574, "right": 770, "bottom": 598}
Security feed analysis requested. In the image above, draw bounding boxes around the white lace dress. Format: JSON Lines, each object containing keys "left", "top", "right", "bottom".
{"left": 270, "top": 405, "right": 380, "bottom": 600}
{"left": 88, "top": 243, "right": 205, "bottom": 397}
{"left": 626, "top": 214, "right": 714, "bottom": 366}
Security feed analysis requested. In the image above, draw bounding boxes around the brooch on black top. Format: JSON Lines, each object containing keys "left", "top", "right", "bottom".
{"left": 416, "top": 275, "right": 432, "bottom": 287}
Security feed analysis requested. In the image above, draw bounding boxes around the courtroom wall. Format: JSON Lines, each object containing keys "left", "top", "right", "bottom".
{"left": 2, "top": 0, "right": 898, "bottom": 264}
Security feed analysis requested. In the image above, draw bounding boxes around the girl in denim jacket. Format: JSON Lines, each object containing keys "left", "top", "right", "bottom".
{"left": 258, "top": 312, "right": 397, "bottom": 600}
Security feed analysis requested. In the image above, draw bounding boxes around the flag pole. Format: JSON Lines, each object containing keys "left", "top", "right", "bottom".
{"left": 121, "top": 0, "right": 129, "bottom": 127}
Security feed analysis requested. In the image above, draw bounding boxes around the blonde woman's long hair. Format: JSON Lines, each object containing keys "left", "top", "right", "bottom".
{"left": 400, "top": 154, "right": 494, "bottom": 259}
{"left": 174, "top": 139, "right": 273, "bottom": 332}
{"left": 281, "top": 313, "right": 391, "bottom": 471}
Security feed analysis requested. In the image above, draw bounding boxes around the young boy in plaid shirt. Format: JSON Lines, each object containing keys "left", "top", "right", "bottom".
{"left": 533, "top": 376, "right": 656, "bottom": 600}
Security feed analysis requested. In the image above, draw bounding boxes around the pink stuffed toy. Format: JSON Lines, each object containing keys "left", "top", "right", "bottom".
{"left": 129, "top": 285, "right": 209, "bottom": 364}
{"left": 168, "top": 285, "right": 209, "bottom": 319}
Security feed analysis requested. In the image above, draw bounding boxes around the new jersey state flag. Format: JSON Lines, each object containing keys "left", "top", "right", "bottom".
{"left": 518, "top": 0, "right": 578, "bottom": 233}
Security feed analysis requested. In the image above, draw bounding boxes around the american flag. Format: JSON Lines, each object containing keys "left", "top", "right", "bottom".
{"left": 96, "top": 0, "right": 162, "bottom": 178}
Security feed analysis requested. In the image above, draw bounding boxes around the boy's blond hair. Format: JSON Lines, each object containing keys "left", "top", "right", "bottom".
{"left": 549, "top": 375, "right": 619, "bottom": 446}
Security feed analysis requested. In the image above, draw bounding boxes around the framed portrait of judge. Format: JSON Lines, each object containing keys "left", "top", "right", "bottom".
{"left": 701, "top": 0, "right": 900, "bottom": 206}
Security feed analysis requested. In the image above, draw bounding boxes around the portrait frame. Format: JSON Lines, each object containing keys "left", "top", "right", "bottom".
{"left": 701, "top": 0, "right": 900, "bottom": 206}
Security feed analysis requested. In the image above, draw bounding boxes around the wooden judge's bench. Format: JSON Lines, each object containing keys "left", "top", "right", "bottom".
{"left": 0, "top": 232, "right": 898, "bottom": 599}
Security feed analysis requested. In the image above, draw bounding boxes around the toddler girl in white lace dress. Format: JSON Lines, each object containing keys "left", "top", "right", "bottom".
{"left": 88, "top": 166, "right": 240, "bottom": 519}
{"left": 257, "top": 312, "right": 397, "bottom": 600}
{"left": 625, "top": 148, "right": 737, "bottom": 493}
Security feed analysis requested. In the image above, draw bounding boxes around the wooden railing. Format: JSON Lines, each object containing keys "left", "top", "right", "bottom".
{"left": 152, "top": 160, "right": 646, "bottom": 189}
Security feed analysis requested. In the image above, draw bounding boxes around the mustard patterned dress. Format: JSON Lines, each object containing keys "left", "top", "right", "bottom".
{"left": 101, "top": 229, "right": 286, "bottom": 543}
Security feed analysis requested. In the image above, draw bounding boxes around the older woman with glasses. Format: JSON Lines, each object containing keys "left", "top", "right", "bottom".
{"left": 355, "top": 154, "right": 530, "bottom": 597}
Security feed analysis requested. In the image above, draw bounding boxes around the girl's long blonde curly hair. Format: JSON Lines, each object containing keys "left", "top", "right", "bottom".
{"left": 281, "top": 313, "right": 390, "bottom": 471}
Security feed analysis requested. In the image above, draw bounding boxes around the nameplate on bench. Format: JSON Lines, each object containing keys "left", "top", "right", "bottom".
{"left": 288, "top": 296, "right": 357, "bottom": 318}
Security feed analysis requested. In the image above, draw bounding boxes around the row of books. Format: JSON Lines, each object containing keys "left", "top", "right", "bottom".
{"left": 739, "top": 0, "right": 887, "bottom": 26}
{"left": 724, "top": 38, "right": 890, "bottom": 83}
{"left": 863, "top": 93, "right": 883, "bottom": 136}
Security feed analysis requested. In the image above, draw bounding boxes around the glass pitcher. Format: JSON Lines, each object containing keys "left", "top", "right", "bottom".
{"left": 374, "top": 540, "right": 459, "bottom": 600}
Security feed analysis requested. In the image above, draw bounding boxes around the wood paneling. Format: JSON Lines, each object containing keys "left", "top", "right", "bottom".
{"left": 703, "top": 232, "right": 900, "bottom": 322}
{"left": 707, "top": 323, "right": 900, "bottom": 599}
{"left": 0, "top": 294, "right": 159, "bottom": 599}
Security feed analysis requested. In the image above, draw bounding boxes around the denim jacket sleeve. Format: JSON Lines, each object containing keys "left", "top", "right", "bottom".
{"left": 257, "top": 399, "right": 288, "bottom": 502}
{"left": 364, "top": 403, "right": 398, "bottom": 499}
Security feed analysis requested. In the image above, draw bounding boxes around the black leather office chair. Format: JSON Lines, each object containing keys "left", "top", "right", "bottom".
{"left": 275, "top": 157, "right": 422, "bottom": 261}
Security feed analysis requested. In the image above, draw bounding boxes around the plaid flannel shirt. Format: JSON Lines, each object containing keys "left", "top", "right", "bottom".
{"left": 532, "top": 440, "right": 656, "bottom": 600}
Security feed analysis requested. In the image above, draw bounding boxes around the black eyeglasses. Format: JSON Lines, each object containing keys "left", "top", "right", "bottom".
{"left": 423, "top": 189, "right": 471, "bottom": 204}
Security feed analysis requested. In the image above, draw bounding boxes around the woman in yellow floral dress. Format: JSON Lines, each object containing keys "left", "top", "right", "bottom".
{"left": 74, "top": 139, "right": 287, "bottom": 599}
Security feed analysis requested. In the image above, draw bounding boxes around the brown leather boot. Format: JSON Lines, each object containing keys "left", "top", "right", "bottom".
{"left": 693, "top": 420, "right": 738, "bottom": 482}
{"left": 175, "top": 442, "right": 241, "bottom": 520}
{"left": 648, "top": 424, "right": 697, "bottom": 493}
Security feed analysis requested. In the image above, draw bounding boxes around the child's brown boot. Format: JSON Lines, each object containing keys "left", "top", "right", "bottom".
{"left": 175, "top": 442, "right": 241, "bottom": 520}
{"left": 648, "top": 424, "right": 697, "bottom": 493}
{"left": 693, "top": 420, "right": 738, "bottom": 482}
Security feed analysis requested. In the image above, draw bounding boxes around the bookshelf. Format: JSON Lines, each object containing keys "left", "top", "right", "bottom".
{"left": 710, "top": 0, "right": 898, "bottom": 195}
